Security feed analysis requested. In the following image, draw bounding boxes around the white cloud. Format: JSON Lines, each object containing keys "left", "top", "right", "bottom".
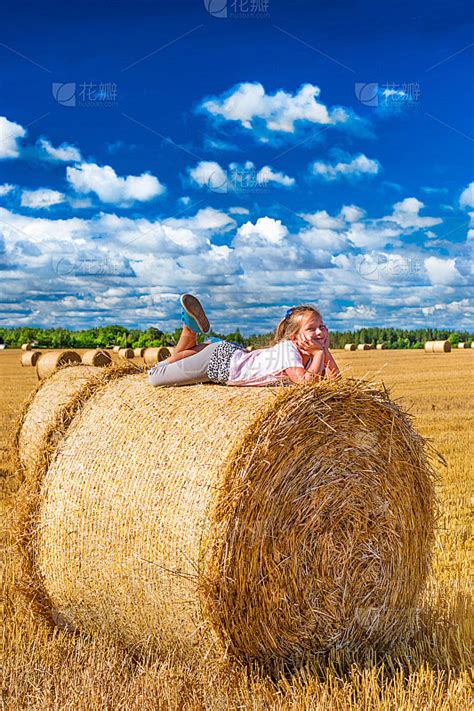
{"left": 0, "top": 116, "right": 26, "bottom": 159}
{"left": 66, "top": 162, "right": 165, "bottom": 205}
{"left": 0, "top": 184, "right": 15, "bottom": 197}
{"left": 38, "top": 138, "right": 82, "bottom": 163}
{"left": 200, "top": 82, "right": 348, "bottom": 134}
{"left": 188, "top": 160, "right": 227, "bottom": 192}
{"left": 188, "top": 160, "right": 295, "bottom": 191}
{"left": 459, "top": 182, "right": 474, "bottom": 209}
{"left": 424, "top": 256, "right": 463, "bottom": 285}
{"left": 340, "top": 205, "right": 366, "bottom": 223}
{"left": 389, "top": 197, "right": 443, "bottom": 229}
{"left": 20, "top": 189, "right": 66, "bottom": 209}
{"left": 229, "top": 206, "right": 250, "bottom": 215}
{"left": 422, "top": 299, "right": 472, "bottom": 316}
{"left": 257, "top": 165, "right": 295, "bottom": 187}
{"left": 311, "top": 153, "right": 380, "bottom": 181}
{"left": 236, "top": 217, "right": 288, "bottom": 246}
{"left": 336, "top": 304, "right": 376, "bottom": 320}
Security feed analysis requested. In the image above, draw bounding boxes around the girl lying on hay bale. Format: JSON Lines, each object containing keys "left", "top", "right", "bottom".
{"left": 148, "top": 294, "right": 340, "bottom": 387}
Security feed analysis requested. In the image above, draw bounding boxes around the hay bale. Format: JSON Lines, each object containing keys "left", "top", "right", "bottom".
{"left": 15, "top": 361, "right": 143, "bottom": 481}
{"left": 357, "top": 344, "right": 372, "bottom": 351}
{"left": 113, "top": 346, "right": 121, "bottom": 353}
{"left": 82, "top": 349, "right": 112, "bottom": 367}
{"left": 472, "top": 342, "right": 474, "bottom": 349}
{"left": 118, "top": 347, "right": 134, "bottom": 359}
{"left": 16, "top": 365, "right": 100, "bottom": 477}
{"left": 20, "top": 351, "right": 42, "bottom": 367}
{"left": 30, "top": 378, "right": 436, "bottom": 663}
{"left": 133, "top": 347, "right": 146, "bottom": 358}
{"left": 21, "top": 343, "right": 32, "bottom": 351}
{"left": 424, "top": 340, "right": 451, "bottom": 353}
{"left": 36, "top": 351, "right": 81, "bottom": 380}
{"left": 376, "top": 344, "right": 385, "bottom": 350}
{"left": 457, "top": 342, "right": 465, "bottom": 349}
{"left": 344, "top": 344, "right": 356, "bottom": 351}
{"left": 143, "top": 346, "right": 172, "bottom": 366}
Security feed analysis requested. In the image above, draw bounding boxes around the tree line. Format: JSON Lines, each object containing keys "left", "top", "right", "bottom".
{"left": 0, "top": 325, "right": 472, "bottom": 350}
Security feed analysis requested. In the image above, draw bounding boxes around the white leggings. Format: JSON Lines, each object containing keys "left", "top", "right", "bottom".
{"left": 147, "top": 342, "right": 221, "bottom": 387}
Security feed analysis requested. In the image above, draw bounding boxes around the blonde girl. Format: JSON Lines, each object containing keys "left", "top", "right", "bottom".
{"left": 148, "top": 294, "right": 340, "bottom": 388}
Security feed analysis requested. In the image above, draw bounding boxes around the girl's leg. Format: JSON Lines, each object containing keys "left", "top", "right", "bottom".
{"left": 148, "top": 341, "right": 219, "bottom": 387}
{"left": 163, "top": 324, "right": 209, "bottom": 364}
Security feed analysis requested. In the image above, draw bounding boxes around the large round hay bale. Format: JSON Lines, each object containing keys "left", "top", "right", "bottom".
{"left": 133, "top": 347, "right": 146, "bottom": 358}
{"left": 113, "top": 346, "right": 121, "bottom": 353}
{"left": 143, "top": 346, "right": 171, "bottom": 366}
{"left": 30, "top": 378, "right": 436, "bottom": 663}
{"left": 36, "top": 351, "right": 81, "bottom": 380}
{"left": 20, "top": 351, "right": 42, "bottom": 367}
{"left": 118, "top": 347, "right": 134, "bottom": 359}
{"left": 344, "top": 343, "right": 356, "bottom": 351}
{"left": 82, "top": 349, "right": 112, "bottom": 367}
{"left": 16, "top": 365, "right": 100, "bottom": 477}
{"left": 424, "top": 340, "right": 451, "bottom": 353}
{"left": 376, "top": 344, "right": 385, "bottom": 350}
{"left": 15, "top": 361, "right": 143, "bottom": 481}
{"left": 357, "top": 344, "right": 372, "bottom": 351}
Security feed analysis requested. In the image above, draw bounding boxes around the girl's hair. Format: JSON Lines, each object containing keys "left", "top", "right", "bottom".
{"left": 271, "top": 305, "right": 322, "bottom": 346}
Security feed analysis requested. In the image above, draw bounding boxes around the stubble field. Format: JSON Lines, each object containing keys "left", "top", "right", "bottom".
{"left": 1, "top": 348, "right": 472, "bottom": 709}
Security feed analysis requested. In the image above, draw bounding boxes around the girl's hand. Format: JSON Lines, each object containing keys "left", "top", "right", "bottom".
{"left": 295, "top": 331, "right": 326, "bottom": 355}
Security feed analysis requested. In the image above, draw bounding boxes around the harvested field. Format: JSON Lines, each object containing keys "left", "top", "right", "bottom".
{"left": 1, "top": 348, "right": 472, "bottom": 709}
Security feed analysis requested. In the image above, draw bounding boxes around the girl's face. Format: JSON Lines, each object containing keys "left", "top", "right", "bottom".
{"left": 291, "top": 312, "right": 327, "bottom": 345}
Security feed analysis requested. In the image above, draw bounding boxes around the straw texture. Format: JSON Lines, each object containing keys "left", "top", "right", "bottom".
{"left": 36, "top": 351, "right": 82, "bottom": 380}
{"left": 30, "top": 377, "right": 437, "bottom": 663}
{"left": 118, "top": 348, "right": 134, "bottom": 359}
{"left": 344, "top": 344, "right": 356, "bottom": 351}
{"left": 16, "top": 365, "right": 100, "bottom": 477}
{"left": 424, "top": 341, "right": 451, "bottom": 353}
{"left": 143, "top": 346, "right": 172, "bottom": 366}
{"left": 21, "top": 351, "right": 42, "bottom": 367}
{"left": 357, "top": 344, "right": 372, "bottom": 350}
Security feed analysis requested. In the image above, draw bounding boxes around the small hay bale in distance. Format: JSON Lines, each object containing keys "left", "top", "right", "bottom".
{"left": 357, "top": 343, "right": 372, "bottom": 350}
{"left": 133, "top": 347, "right": 146, "bottom": 358}
{"left": 36, "top": 351, "right": 82, "bottom": 380}
{"left": 424, "top": 340, "right": 451, "bottom": 353}
{"left": 118, "top": 347, "right": 134, "bottom": 359}
{"left": 32, "top": 377, "right": 436, "bottom": 663}
{"left": 457, "top": 342, "right": 465, "bottom": 349}
{"left": 113, "top": 346, "right": 120, "bottom": 353}
{"left": 143, "top": 346, "right": 172, "bottom": 366}
{"left": 344, "top": 343, "right": 356, "bottom": 351}
{"left": 82, "top": 349, "right": 112, "bottom": 367}
{"left": 376, "top": 344, "right": 385, "bottom": 350}
{"left": 20, "top": 351, "right": 42, "bottom": 367}
{"left": 21, "top": 343, "right": 32, "bottom": 351}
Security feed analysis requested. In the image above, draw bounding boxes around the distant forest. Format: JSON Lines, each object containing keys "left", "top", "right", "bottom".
{"left": 1, "top": 326, "right": 472, "bottom": 350}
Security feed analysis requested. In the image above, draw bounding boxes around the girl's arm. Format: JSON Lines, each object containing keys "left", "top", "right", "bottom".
{"left": 323, "top": 350, "right": 341, "bottom": 380}
{"left": 284, "top": 349, "right": 326, "bottom": 384}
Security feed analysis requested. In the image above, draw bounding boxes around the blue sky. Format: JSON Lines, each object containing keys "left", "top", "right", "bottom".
{"left": 0, "top": 0, "right": 472, "bottom": 334}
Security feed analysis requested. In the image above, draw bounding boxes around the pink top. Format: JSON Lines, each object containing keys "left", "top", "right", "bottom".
{"left": 227, "top": 339, "right": 311, "bottom": 386}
